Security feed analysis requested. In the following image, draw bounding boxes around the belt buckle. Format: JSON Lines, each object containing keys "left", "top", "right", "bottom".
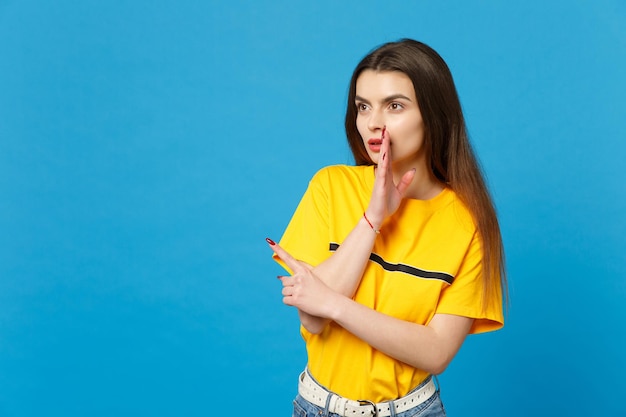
{"left": 357, "top": 399, "right": 378, "bottom": 417}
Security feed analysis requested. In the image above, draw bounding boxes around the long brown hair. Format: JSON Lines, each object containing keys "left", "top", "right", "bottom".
{"left": 345, "top": 39, "right": 507, "bottom": 310}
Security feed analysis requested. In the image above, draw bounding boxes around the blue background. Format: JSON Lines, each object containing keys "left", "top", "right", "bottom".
{"left": 1, "top": 1, "right": 625, "bottom": 416}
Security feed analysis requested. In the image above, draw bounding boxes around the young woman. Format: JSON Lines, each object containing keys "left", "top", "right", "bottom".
{"left": 266, "top": 38, "right": 506, "bottom": 417}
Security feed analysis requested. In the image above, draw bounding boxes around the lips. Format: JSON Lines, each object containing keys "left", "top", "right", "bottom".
{"left": 367, "top": 138, "right": 383, "bottom": 153}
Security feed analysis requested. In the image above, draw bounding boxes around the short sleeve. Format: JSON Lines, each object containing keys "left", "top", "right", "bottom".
{"left": 273, "top": 169, "right": 332, "bottom": 274}
{"left": 435, "top": 231, "right": 504, "bottom": 334}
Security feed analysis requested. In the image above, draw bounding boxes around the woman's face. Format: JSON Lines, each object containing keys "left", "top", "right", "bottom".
{"left": 355, "top": 70, "right": 426, "bottom": 169}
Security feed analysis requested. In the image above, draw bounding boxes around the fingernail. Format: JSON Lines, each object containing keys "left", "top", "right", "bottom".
{"left": 382, "top": 152, "right": 386, "bottom": 161}
{"left": 382, "top": 126, "right": 386, "bottom": 138}
{"left": 265, "top": 237, "right": 276, "bottom": 245}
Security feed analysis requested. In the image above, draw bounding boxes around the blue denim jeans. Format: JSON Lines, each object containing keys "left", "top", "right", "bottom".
{"left": 292, "top": 376, "right": 447, "bottom": 417}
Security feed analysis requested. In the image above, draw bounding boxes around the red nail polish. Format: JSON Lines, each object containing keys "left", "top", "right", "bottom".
{"left": 266, "top": 237, "right": 276, "bottom": 245}
{"left": 382, "top": 152, "right": 386, "bottom": 161}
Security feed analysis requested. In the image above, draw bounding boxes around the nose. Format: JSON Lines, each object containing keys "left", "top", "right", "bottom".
{"left": 367, "top": 108, "right": 385, "bottom": 132}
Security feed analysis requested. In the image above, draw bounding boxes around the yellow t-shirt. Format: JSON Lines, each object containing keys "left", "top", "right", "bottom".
{"left": 275, "top": 165, "right": 503, "bottom": 402}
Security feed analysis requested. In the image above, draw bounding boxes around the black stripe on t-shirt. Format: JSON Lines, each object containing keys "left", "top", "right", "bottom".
{"left": 329, "top": 242, "right": 454, "bottom": 284}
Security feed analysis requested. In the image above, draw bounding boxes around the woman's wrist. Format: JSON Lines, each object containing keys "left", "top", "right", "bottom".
{"left": 328, "top": 293, "right": 350, "bottom": 322}
{"left": 363, "top": 211, "right": 382, "bottom": 234}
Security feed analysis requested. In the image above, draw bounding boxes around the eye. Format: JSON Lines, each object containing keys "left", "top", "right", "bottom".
{"left": 389, "top": 102, "right": 404, "bottom": 111}
{"left": 356, "top": 102, "right": 370, "bottom": 113}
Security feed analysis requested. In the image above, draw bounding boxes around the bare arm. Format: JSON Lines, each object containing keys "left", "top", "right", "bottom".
{"left": 330, "top": 299, "right": 473, "bottom": 374}
{"left": 272, "top": 240, "right": 473, "bottom": 374}
{"left": 290, "top": 219, "right": 377, "bottom": 334}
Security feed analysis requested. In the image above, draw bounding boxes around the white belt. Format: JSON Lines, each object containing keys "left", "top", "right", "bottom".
{"left": 298, "top": 370, "right": 437, "bottom": 417}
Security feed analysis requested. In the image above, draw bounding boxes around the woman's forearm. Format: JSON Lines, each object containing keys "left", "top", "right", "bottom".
{"left": 329, "top": 296, "right": 473, "bottom": 374}
{"left": 298, "top": 216, "right": 378, "bottom": 333}
{"left": 312, "top": 215, "right": 378, "bottom": 297}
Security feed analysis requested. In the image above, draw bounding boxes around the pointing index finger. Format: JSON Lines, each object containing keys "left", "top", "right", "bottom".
{"left": 266, "top": 238, "right": 302, "bottom": 273}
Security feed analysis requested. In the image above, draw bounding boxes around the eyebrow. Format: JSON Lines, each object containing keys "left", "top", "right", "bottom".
{"left": 355, "top": 94, "right": 413, "bottom": 104}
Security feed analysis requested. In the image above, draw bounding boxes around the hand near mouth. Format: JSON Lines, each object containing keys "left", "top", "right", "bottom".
{"left": 364, "top": 127, "right": 416, "bottom": 232}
